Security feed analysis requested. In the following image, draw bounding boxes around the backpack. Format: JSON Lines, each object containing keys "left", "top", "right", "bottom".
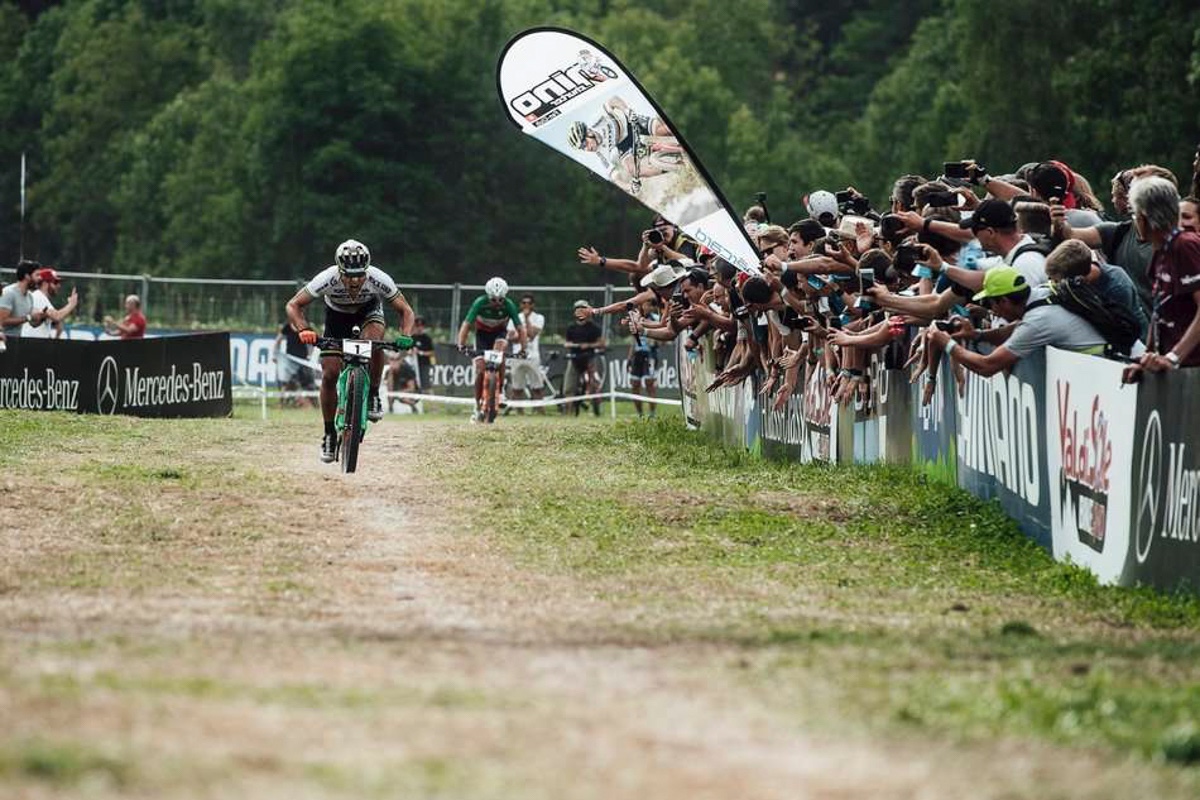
{"left": 1027, "top": 277, "right": 1142, "bottom": 355}
{"left": 1007, "top": 233, "right": 1056, "bottom": 263}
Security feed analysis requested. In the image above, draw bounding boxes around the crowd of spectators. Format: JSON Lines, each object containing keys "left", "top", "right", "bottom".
{"left": 575, "top": 146, "right": 1200, "bottom": 409}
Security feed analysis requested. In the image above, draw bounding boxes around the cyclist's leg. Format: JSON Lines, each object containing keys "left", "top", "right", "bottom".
{"left": 494, "top": 338, "right": 508, "bottom": 406}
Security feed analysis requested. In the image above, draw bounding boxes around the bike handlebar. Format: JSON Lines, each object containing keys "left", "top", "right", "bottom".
{"left": 314, "top": 335, "right": 414, "bottom": 354}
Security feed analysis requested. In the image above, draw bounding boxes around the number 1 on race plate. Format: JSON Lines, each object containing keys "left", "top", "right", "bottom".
{"left": 343, "top": 340, "right": 373, "bottom": 358}
{"left": 483, "top": 350, "right": 505, "bottom": 365}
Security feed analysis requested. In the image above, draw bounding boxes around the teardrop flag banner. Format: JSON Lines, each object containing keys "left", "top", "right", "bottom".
{"left": 496, "top": 27, "right": 762, "bottom": 276}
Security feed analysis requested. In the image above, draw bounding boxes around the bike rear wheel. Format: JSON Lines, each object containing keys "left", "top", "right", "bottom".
{"left": 341, "top": 368, "right": 366, "bottom": 473}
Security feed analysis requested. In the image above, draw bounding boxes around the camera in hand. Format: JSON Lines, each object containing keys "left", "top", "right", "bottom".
{"left": 925, "top": 190, "right": 959, "bottom": 208}
{"left": 797, "top": 316, "right": 817, "bottom": 331}
{"left": 836, "top": 190, "right": 871, "bottom": 215}
{"left": 646, "top": 228, "right": 665, "bottom": 245}
{"left": 879, "top": 214, "right": 906, "bottom": 244}
{"left": 820, "top": 234, "right": 841, "bottom": 256}
{"left": 893, "top": 244, "right": 924, "bottom": 272}
{"left": 933, "top": 318, "right": 962, "bottom": 334}
{"left": 942, "top": 161, "right": 972, "bottom": 179}
{"left": 671, "top": 287, "right": 691, "bottom": 309}
{"left": 733, "top": 305, "right": 750, "bottom": 319}
{"left": 858, "top": 267, "right": 877, "bottom": 286}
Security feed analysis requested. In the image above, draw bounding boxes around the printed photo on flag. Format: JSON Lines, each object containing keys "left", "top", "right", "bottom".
{"left": 497, "top": 27, "right": 761, "bottom": 276}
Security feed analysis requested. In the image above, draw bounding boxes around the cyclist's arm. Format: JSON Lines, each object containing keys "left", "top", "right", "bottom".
{"left": 458, "top": 296, "right": 486, "bottom": 348}
{"left": 285, "top": 287, "right": 315, "bottom": 333}
{"left": 387, "top": 291, "right": 416, "bottom": 336}
{"left": 456, "top": 321, "right": 471, "bottom": 349}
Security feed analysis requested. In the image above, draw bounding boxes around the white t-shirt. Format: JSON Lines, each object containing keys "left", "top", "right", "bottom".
{"left": 1003, "top": 235, "right": 1048, "bottom": 287}
{"left": 304, "top": 265, "right": 400, "bottom": 313}
{"left": 19, "top": 289, "right": 56, "bottom": 339}
{"left": 508, "top": 311, "right": 545, "bottom": 361}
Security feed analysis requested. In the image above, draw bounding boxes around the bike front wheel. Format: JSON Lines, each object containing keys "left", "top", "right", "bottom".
{"left": 484, "top": 370, "right": 499, "bottom": 424}
{"left": 341, "top": 368, "right": 366, "bottom": 473}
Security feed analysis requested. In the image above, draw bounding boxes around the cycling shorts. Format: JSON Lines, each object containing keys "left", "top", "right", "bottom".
{"left": 474, "top": 328, "right": 506, "bottom": 354}
{"left": 321, "top": 301, "right": 385, "bottom": 356}
{"left": 629, "top": 351, "right": 657, "bottom": 381}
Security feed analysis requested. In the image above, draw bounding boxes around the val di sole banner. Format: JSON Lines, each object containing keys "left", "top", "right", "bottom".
{"left": 496, "top": 27, "right": 762, "bottom": 276}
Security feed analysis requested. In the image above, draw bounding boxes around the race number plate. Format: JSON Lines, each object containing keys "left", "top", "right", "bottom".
{"left": 343, "top": 339, "right": 373, "bottom": 358}
{"left": 483, "top": 350, "right": 505, "bottom": 365}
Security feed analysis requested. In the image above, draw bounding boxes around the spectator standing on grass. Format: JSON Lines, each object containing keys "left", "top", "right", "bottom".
{"left": 507, "top": 294, "right": 546, "bottom": 414}
{"left": 21, "top": 268, "right": 78, "bottom": 340}
{"left": 1122, "top": 177, "right": 1200, "bottom": 378}
{"left": 272, "top": 319, "right": 315, "bottom": 408}
{"left": 104, "top": 294, "right": 146, "bottom": 339}
{"left": 0, "top": 260, "right": 53, "bottom": 339}
{"left": 410, "top": 317, "right": 435, "bottom": 392}
{"left": 627, "top": 299, "right": 661, "bottom": 418}
{"left": 564, "top": 300, "right": 605, "bottom": 416}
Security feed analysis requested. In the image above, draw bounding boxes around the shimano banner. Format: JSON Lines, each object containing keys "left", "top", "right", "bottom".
{"left": 497, "top": 27, "right": 762, "bottom": 276}
{"left": 0, "top": 334, "right": 232, "bottom": 417}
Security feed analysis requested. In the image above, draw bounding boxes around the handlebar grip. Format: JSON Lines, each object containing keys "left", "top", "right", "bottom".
{"left": 394, "top": 334, "right": 415, "bottom": 349}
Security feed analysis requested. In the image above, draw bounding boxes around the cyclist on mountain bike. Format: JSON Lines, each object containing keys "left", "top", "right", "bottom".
{"left": 567, "top": 96, "right": 683, "bottom": 195}
{"left": 285, "top": 239, "right": 415, "bottom": 462}
{"left": 455, "top": 277, "right": 526, "bottom": 421}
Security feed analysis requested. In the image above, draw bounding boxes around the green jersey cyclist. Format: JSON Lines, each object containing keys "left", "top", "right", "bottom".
{"left": 286, "top": 239, "right": 415, "bottom": 462}
{"left": 455, "top": 277, "right": 526, "bottom": 421}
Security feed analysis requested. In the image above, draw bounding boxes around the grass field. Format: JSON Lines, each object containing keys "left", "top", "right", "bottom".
{"left": 2, "top": 408, "right": 1198, "bottom": 799}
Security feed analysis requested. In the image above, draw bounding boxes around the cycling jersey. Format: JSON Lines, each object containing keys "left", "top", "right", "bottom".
{"left": 304, "top": 265, "right": 400, "bottom": 313}
{"left": 464, "top": 295, "right": 521, "bottom": 332}
{"left": 588, "top": 107, "right": 657, "bottom": 173}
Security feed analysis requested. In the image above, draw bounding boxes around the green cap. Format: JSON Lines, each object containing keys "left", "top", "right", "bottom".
{"left": 972, "top": 266, "right": 1028, "bottom": 302}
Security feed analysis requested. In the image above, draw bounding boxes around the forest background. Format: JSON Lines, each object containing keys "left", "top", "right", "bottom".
{"left": 1, "top": 0, "right": 1198, "bottom": 285}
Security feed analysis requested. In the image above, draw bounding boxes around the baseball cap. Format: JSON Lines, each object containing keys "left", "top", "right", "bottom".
{"left": 804, "top": 190, "right": 838, "bottom": 224}
{"left": 972, "top": 266, "right": 1028, "bottom": 301}
{"left": 639, "top": 262, "right": 687, "bottom": 288}
{"left": 36, "top": 267, "right": 61, "bottom": 284}
{"left": 573, "top": 299, "right": 590, "bottom": 309}
{"left": 959, "top": 199, "right": 1016, "bottom": 231}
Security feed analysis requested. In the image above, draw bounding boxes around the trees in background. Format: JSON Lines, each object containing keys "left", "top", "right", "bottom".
{"left": 0, "top": 0, "right": 1196, "bottom": 283}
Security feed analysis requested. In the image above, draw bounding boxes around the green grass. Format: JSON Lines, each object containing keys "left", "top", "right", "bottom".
{"left": 435, "top": 416, "right": 1200, "bottom": 767}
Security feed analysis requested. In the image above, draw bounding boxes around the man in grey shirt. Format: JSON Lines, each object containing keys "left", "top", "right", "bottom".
{"left": 0, "top": 261, "right": 53, "bottom": 338}
{"left": 927, "top": 266, "right": 1106, "bottom": 378}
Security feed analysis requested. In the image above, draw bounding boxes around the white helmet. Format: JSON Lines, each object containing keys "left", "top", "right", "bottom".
{"left": 335, "top": 239, "right": 370, "bottom": 275}
{"left": 485, "top": 277, "right": 509, "bottom": 299}
{"left": 567, "top": 121, "right": 589, "bottom": 150}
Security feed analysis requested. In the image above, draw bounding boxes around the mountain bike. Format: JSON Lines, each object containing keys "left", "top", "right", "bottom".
{"left": 464, "top": 348, "right": 508, "bottom": 424}
{"left": 314, "top": 331, "right": 414, "bottom": 473}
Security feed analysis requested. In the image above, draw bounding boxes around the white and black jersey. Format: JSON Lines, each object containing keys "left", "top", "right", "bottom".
{"left": 304, "top": 265, "right": 400, "bottom": 313}
{"left": 589, "top": 107, "right": 656, "bottom": 171}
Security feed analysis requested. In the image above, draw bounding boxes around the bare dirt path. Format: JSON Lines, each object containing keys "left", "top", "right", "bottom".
{"left": 2, "top": 416, "right": 1189, "bottom": 798}
{"left": 255, "top": 421, "right": 1180, "bottom": 800}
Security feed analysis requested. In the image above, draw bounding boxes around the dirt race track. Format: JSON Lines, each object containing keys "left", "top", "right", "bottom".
{"left": 2, "top": 416, "right": 1197, "bottom": 799}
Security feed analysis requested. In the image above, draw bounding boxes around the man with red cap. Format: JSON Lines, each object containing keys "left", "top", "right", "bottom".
{"left": 20, "top": 267, "right": 78, "bottom": 339}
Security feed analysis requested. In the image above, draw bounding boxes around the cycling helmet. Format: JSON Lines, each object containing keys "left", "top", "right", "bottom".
{"left": 485, "top": 277, "right": 509, "bottom": 299}
{"left": 335, "top": 239, "right": 371, "bottom": 276}
{"left": 567, "top": 121, "right": 589, "bottom": 150}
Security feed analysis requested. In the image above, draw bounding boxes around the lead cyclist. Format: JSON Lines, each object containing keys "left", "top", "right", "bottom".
{"left": 455, "top": 277, "right": 526, "bottom": 422}
{"left": 285, "top": 239, "right": 415, "bottom": 462}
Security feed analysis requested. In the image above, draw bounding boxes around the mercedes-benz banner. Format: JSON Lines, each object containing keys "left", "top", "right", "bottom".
{"left": 497, "top": 27, "right": 762, "bottom": 276}
{"left": 0, "top": 333, "right": 232, "bottom": 417}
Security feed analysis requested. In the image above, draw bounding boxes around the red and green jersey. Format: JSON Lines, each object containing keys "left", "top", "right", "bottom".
{"left": 464, "top": 295, "right": 521, "bottom": 331}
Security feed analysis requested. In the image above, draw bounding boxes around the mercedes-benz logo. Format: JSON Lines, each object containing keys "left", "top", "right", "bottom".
{"left": 96, "top": 356, "right": 119, "bottom": 415}
{"left": 1134, "top": 410, "right": 1162, "bottom": 564}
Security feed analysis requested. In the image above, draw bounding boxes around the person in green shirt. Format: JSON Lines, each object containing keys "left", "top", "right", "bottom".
{"left": 456, "top": 277, "right": 526, "bottom": 420}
